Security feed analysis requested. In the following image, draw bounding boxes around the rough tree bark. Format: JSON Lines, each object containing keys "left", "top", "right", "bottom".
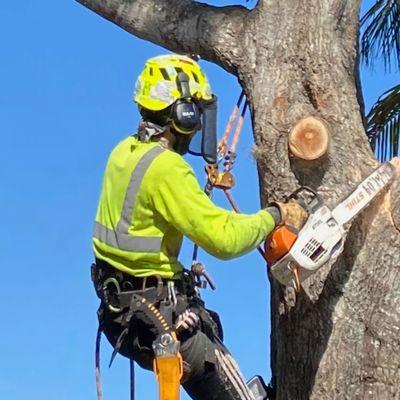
{"left": 74, "top": 1, "right": 400, "bottom": 399}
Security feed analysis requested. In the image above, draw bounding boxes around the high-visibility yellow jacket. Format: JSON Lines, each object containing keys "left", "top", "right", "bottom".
{"left": 93, "top": 136, "right": 276, "bottom": 278}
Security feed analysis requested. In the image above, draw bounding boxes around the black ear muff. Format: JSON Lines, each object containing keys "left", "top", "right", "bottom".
{"left": 171, "top": 100, "right": 201, "bottom": 134}
{"left": 171, "top": 72, "right": 201, "bottom": 134}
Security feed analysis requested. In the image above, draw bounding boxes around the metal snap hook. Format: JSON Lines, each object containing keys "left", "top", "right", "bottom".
{"left": 103, "top": 277, "right": 123, "bottom": 313}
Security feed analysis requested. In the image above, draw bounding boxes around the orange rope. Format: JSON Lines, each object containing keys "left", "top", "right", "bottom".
{"left": 229, "top": 100, "right": 248, "bottom": 156}
{"left": 218, "top": 91, "right": 245, "bottom": 158}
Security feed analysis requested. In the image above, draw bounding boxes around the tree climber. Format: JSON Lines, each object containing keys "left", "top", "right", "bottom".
{"left": 91, "top": 54, "right": 307, "bottom": 400}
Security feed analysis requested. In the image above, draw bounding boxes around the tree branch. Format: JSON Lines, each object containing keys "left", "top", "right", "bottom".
{"left": 74, "top": 0, "right": 248, "bottom": 74}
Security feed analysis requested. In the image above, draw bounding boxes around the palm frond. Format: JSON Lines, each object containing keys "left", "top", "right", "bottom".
{"left": 361, "top": 0, "right": 400, "bottom": 71}
{"left": 367, "top": 84, "right": 400, "bottom": 160}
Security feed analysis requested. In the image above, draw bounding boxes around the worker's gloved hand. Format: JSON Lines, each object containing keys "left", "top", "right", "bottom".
{"left": 266, "top": 200, "right": 308, "bottom": 231}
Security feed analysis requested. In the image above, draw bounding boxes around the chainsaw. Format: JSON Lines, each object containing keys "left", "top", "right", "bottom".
{"left": 265, "top": 162, "right": 395, "bottom": 290}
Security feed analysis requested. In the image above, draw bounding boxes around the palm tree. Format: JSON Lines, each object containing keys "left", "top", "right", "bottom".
{"left": 361, "top": 0, "right": 400, "bottom": 161}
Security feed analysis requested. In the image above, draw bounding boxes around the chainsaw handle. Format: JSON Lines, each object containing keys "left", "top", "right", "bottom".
{"left": 288, "top": 186, "right": 322, "bottom": 212}
{"left": 288, "top": 186, "right": 318, "bottom": 200}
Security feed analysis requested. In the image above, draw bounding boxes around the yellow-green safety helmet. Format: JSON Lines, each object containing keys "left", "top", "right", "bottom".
{"left": 134, "top": 54, "right": 213, "bottom": 111}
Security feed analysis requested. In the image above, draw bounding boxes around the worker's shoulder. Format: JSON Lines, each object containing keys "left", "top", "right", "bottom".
{"left": 144, "top": 147, "right": 194, "bottom": 189}
{"left": 109, "top": 135, "right": 162, "bottom": 160}
{"left": 108, "top": 135, "right": 135, "bottom": 157}
{"left": 108, "top": 135, "right": 193, "bottom": 176}
{"left": 153, "top": 147, "right": 192, "bottom": 171}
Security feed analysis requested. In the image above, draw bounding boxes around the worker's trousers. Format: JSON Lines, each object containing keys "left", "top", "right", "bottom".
{"left": 96, "top": 275, "right": 253, "bottom": 400}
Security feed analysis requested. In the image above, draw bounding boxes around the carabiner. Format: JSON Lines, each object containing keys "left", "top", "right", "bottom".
{"left": 103, "top": 277, "right": 123, "bottom": 313}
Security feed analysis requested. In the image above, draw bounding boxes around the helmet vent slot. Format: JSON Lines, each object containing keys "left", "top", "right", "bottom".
{"left": 192, "top": 72, "right": 199, "bottom": 83}
{"left": 159, "top": 68, "right": 171, "bottom": 81}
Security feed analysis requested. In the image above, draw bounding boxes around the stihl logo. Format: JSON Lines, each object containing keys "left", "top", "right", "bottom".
{"left": 345, "top": 191, "right": 365, "bottom": 211}
{"left": 344, "top": 167, "right": 392, "bottom": 211}
{"left": 331, "top": 162, "right": 393, "bottom": 226}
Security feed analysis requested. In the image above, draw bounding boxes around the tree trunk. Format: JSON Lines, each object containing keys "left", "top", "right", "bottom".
{"left": 238, "top": 2, "right": 400, "bottom": 399}
{"left": 74, "top": 1, "right": 400, "bottom": 398}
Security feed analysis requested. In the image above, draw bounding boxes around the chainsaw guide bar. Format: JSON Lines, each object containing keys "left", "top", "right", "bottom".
{"left": 331, "top": 163, "right": 394, "bottom": 225}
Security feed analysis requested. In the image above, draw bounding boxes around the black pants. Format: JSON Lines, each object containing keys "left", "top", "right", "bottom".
{"left": 95, "top": 273, "right": 252, "bottom": 400}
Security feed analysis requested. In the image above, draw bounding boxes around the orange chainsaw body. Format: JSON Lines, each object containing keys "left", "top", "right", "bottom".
{"left": 264, "top": 225, "right": 298, "bottom": 265}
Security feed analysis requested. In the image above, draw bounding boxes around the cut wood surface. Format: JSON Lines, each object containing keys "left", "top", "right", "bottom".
{"left": 288, "top": 117, "right": 330, "bottom": 160}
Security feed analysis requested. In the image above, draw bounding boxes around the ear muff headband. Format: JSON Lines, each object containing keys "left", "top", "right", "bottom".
{"left": 176, "top": 71, "right": 191, "bottom": 98}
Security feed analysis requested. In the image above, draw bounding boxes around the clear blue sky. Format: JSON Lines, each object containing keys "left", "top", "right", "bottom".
{"left": 0, "top": 1, "right": 398, "bottom": 399}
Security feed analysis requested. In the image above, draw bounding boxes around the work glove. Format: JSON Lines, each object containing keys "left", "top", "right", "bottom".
{"left": 266, "top": 200, "right": 308, "bottom": 231}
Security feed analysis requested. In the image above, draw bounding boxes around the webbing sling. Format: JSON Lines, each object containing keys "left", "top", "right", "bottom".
{"left": 93, "top": 145, "right": 165, "bottom": 253}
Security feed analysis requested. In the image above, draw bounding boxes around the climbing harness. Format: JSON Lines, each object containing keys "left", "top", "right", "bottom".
{"left": 92, "top": 262, "right": 185, "bottom": 400}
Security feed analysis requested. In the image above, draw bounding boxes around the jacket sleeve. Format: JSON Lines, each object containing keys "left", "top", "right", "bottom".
{"left": 149, "top": 152, "right": 276, "bottom": 260}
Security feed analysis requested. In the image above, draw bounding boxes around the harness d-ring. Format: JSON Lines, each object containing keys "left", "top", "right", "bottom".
{"left": 103, "top": 277, "right": 123, "bottom": 313}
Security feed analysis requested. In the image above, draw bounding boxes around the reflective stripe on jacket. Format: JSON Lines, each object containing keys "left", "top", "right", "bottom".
{"left": 93, "top": 135, "right": 276, "bottom": 278}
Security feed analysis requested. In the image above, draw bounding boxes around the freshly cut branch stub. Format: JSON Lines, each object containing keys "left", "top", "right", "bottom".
{"left": 289, "top": 117, "right": 330, "bottom": 160}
